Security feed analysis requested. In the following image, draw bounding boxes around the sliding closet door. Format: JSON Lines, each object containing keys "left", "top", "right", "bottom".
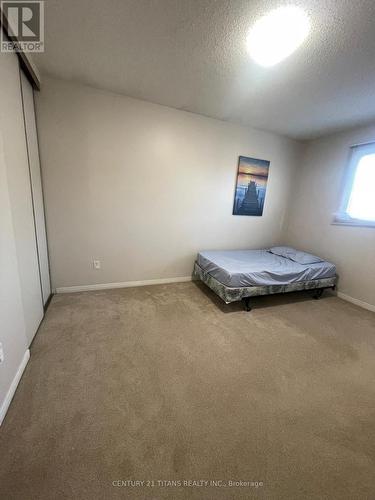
{"left": 0, "top": 130, "right": 29, "bottom": 417}
{"left": 20, "top": 72, "right": 51, "bottom": 305}
{"left": 0, "top": 49, "right": 43, "bottom": 346}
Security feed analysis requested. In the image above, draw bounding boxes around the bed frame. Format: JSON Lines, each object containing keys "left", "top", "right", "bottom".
{"left": 194, "top": 262, "right": 337, "bottom": 311}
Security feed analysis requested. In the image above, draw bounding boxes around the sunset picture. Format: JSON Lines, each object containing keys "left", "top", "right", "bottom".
{"left": 232, "top": 156, "right": 270, "bottom": 216}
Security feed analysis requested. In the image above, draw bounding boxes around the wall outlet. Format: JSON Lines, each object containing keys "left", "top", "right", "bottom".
{"left": 0, "top": 343, "right": 4, "bottom": 364}
{"left": 93, "top": 260, "right": 101, "bottom": 270}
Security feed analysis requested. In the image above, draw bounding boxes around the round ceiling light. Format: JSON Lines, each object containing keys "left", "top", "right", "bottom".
{"left": 247, "top": 6, "right": 310, "bottom": 67}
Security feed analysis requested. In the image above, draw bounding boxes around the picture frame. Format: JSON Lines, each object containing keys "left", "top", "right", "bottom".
{"left": 232, "top": 155, "right": 270, "bottom": 216}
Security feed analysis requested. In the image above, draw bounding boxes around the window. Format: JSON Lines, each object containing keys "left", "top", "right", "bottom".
{"left": 335, "top": 143, "right": 375, "bottom": 226}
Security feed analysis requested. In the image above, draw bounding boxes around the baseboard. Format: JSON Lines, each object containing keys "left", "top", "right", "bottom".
{"left": 0, "top": 349, "right": 30, "bottom": 426}
{"left": 43, "top": 292, "right": 53, "bottom": 312}
{"left": 337, "top": 292, "right": 375, "bottom": 313}
{"left": 55, "top": 275, "right": 193, "bottom": 294}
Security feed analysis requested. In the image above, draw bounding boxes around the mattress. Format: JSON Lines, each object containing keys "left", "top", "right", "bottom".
{"left": 196, "top": 249, "right": 336, "bottom": 287}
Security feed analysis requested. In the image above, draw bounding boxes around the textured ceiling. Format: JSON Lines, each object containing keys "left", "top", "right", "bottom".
{"left": 34, "top": 0, "right": 375, "bottom": 140}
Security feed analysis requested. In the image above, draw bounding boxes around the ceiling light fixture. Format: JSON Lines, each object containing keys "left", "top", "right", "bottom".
{"left": 247, "top": 6, "right": 310, "bottom": 67}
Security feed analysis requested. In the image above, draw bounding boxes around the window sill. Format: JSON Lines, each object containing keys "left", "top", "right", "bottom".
{"left": 332, "top": 217, "right": 375, "bottom": 228}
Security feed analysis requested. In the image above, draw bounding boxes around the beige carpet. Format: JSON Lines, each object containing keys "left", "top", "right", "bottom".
{"left": 1, "top": 282, "right": 375, "bottom": 499}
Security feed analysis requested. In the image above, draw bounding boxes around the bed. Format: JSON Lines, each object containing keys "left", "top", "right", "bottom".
{"left": 193, "top": 247, "right": 337, "bottom": 310}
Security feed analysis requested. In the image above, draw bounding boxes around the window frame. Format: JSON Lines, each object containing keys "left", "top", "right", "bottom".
{"left": 333, "top": 142, "right": 375, "bottom": 228}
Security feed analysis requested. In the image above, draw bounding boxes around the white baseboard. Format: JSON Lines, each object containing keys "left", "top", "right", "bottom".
{"left": 55, "top": 275, "right": 193, "bottom": 294}
{"left": 337, "top": 292, "right": 375, "bottom": 313}
{"left": 0, "top": 349, "right": 30, "bottom": 426}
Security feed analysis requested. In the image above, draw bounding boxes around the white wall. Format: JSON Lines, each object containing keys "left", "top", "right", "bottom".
{"left": 285, "top": 124, "right": 375, "bottom": 308}
{"left": 35, "top": 78, "right": 302, "bottom": 290}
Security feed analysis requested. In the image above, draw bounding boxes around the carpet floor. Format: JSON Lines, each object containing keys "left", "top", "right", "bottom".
{"left": 1, "top": 282, "right": 375, "bottom": 499}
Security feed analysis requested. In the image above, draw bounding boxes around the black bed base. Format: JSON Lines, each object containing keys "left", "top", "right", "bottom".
{"left": 242, "top": 285, "right": 336, "bottom": 311}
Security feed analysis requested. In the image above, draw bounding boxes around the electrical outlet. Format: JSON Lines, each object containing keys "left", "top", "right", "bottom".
{"left": 0, "top": 343, "right": 4, "bottom": 364}
{"left": 93, "top": 260, "right": 101, "bottom": 270}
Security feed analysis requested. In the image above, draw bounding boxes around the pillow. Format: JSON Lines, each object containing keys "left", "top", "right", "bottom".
{"left": 290, "top": 250, "right": 323, "bottom": 265}
{"left": 269, "top": 246, "right": 323, "bottom": 264}
{"left": 268, "top": 246, "right": 296, "bottom": 258}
